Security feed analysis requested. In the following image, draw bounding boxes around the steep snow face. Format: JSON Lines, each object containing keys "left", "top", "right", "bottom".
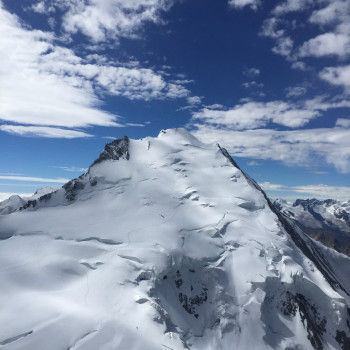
{"left": 1, "top": 128, "right": 350, "bottom": 350}
{"left": 275, "top": 198, "right": 350, "bottom": 257}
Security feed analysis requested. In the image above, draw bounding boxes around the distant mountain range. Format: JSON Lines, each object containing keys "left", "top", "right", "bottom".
{"left": 274, "top": 198, "right": 350, "bottom": 257}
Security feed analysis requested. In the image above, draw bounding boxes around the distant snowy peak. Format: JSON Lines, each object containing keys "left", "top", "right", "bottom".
{"left": 32, "top": 186, "right": 56, "bottom": 200}
{"left": 0, "top": 195, "right": 26, "bottom": 215}
{"left": 274, "top": 198, "right": 350, "bottom": 232}
{"left": 274, "top": 198, "right": 350, "bottom": 257}
{"left": 0, "top": 186, "right": 56, "bottom": 215}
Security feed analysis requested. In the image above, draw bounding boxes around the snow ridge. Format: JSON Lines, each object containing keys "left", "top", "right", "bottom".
{"left": 1, "top": 128, "right": 350, "bottom": 350}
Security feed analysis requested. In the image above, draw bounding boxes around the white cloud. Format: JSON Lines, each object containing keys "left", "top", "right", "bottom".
{"left": 0, "top": 125, "right": 93, "bottom": 138}
{"left": 319, "top": 64, "right": 350, "bottom": 91}
{"left": 259, "top": 182, "right": 350, "bottom": 201}
{"left": 264, "top": 0, "right": 350, "bottom": 68}
{"left": 243, "top": 67, "right": 261, "bottom": 77}
{"left": 228, "top": 0, "right": 261, "bottom": 11}
{"left": 285, "top": 86, "right": 307, "bottom": 98}
{"left": 291, "top": 61, "right": 308, "bottom": 71}
{"left": 242, "top": 81, "right": 264, "bottom": 89}
{"left": 272, "top": 36, "right": 294, "bottom": 57}
{"left": 191, "top": 123, "right": 350, "bottom": 173}
{"left": 0, "top": 175, "right": 68, "bottom": 183}
{"left": 56, "top": 166, "right": 88, "bottom": 173}
{"left": 260, "top": 17, "right": 285, "bottom": 39}
{"left": 273, "top": 0, "right": 313, "bottom": 15}
{"left": 247, "top": 161, "right": 261, "bottom": 166}
{"left": 298, "top": 33, "right": 350, "bottom": 58}
{"left": 0, "top": 5, "right": 118, "bottom": 130}
{"left": 336, "top": 118, "right": 350, "bottom": 128}
{"left": 191, "top": 100, "right": 320, "bottom": 130}
{"left": 187, "top": 96, "right": 202, "bottom": 105}
{"left": 0, "top": 4, "right": 190, "bottom": 138}
{"left": 309, "top": 1, "right": 350, "bottom": 26}
{"left": 30, "top": 0, "right": 174, "bottom": 43}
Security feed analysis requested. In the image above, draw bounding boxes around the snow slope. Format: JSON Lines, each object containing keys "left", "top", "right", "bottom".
{"left": 1, "top": 128, "right": 350, "bottom": 350}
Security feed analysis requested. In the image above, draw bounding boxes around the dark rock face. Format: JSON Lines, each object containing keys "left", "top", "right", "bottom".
{"left": 63, "top": 179, "right": 85, "bottom": 201}
{"left": 91, "top": 136, "right": 130, "bottom": 167}
{"left": 281, "top": 292, "right": 326, "bottom": 350}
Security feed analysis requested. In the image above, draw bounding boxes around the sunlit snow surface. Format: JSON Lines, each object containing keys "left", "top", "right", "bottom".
{"left": 1, "top": 129, "right": 350, "bottom": 349}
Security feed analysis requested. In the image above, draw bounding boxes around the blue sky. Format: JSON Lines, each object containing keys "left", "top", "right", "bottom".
{"left": 1, "top": 0, "right": 350, "bottom": 201}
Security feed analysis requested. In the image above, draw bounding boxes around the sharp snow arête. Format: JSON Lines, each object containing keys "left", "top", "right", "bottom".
{"left": 1, "top": 128, "right": 350, "bottom": 350}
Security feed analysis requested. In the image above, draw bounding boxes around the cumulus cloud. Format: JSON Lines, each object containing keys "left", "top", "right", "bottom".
{"left": 298, "top": 33, "right": 350, "bottom": 58}
{"left": 242, "top": 81, "right": 264, "bottom": 89}
{"left": 192, "top": 124, "right": 350, "bottom": 173}
{"left": 0, "top": 4, "right": 190, "bottom": 138}
{"left": 243, "top": 67, "right": 261, "bottom": 77}
{"left": 319, "top": 64, "right": 350, "bottom": 91}
{"left": 191, "top": 100, "right": 322, "bottom": 130}
{"left": 262, "top": 0, "right": 350, "bottom": 75}
{"left": 272, "top": 36, "right": 294, "bottom": 58}
{"left": 187, "top": 96, "right": 202, "bottom": 105}
{"left": 309, "top": 0, "right": 350, "bottom": 26}
{"left": 228, "top": 0, "right": 261, "bottom": 11}
{"left": 30, "top": 0, "right": 174, "bottom": 43}
{"left": 285, "top": 86, "right": 307, "bottom": 98}
{"left": 336, "top": 118, "right": 350, "bottom": 128}
{"left": 0, "top": 5, "right": 119, "bottom": 130}
{"left": 273, "top": 0, "right": 313, "bottom": 15}
{"left": 260, "top": 17, "right": 285, "bottom": 39}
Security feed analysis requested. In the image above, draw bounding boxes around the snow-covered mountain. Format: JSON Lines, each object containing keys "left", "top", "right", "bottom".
{"left": 274, "top": 198, "right": 350, "bottom": 257}
{"left": 0, "top": 187, "right": 55, "bottom": 215}
{"left": 1, "top": 128, "right": 350, "bottom": 350}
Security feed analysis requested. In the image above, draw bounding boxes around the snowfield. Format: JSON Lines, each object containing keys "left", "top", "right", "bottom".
{"left": 1, "top": 128, "right": 350, "bottom": 349}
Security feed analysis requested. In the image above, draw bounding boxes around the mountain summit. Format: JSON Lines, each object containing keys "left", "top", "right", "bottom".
{"left": 1, "top": 128, "right": 350, "bottom": 349}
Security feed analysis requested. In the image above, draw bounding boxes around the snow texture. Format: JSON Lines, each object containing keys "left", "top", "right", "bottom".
{"left": 1, "top": 128, "right": 350, "bottom": 350}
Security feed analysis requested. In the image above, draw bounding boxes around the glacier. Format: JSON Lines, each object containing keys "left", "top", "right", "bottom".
{"left": 0, "top": 128, "right": 350, "bottom": 350}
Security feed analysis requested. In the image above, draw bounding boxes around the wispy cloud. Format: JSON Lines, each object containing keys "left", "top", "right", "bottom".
{"left": 259, "top": 182, "right": 350, "bottom": 201}
{"left": 247, "top": 161, "right": 261, "bottom": 166}
{"left": 0, "top": 175, "right": 68, "bottom": 183}
{"left": 0, "top": 125, "right": 93, "bottom": 138}
{"left": 191, "top": 122, "right": 350, "bottom": 173}
{"left": 30, "top": 0, "right": 175, "bottom": 43}
{"left": 243, "top": 67, "right": 260, "bottom": 78}
{"left": 0, "top": 4, "right": 190, "bottom": 138}
{"left": 228, "top": 0, "right": 261, "bottom": 11}
{"left": 319, "top": 64, "right": 350, "bottom": 92}
{"left": 191, "top": 100, "right": 320, "bottom": 129}
{"left": 55, "top": 166, "right": 88, "bottom": 173}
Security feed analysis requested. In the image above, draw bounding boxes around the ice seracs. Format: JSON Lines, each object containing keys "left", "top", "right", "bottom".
{"left": 1, "top": 128, "right": 350, "bottom": 349}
